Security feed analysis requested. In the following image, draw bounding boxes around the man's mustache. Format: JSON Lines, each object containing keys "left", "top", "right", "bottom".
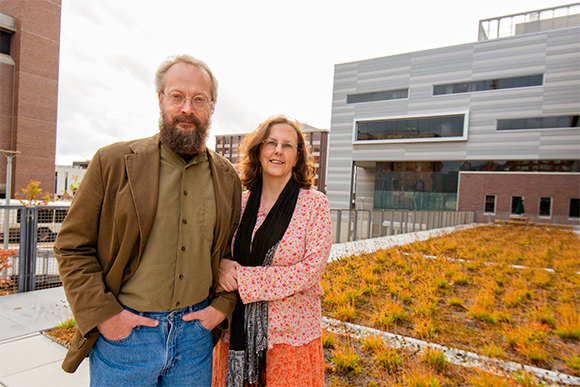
{"left": 172, "top": 114, "right": 201, "bottom": 126}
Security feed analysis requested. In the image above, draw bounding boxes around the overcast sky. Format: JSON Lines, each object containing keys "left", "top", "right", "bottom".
{"left": 55, "top": 0, "right": 572, "bottom": 165}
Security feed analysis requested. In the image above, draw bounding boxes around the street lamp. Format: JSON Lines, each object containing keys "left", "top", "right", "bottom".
{"left": 1, "top": 150, "right": 20, "bottom": 249}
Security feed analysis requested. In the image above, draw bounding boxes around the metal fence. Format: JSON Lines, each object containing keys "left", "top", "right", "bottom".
{"left": 3, "top": 205, "right": 578, "bottom": 294}
{"left": 1, "top": 205, "right": 66, "bottom": 294}
{"left": 474, "top": 211, "right": 580, "bottom": 227}
{"left": 330, "top": 209, "right": 476, "bottom": 244}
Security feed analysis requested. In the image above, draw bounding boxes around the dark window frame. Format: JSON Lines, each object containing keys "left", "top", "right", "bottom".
{"left": 497, "top": 115, "right": 580, "bottom": 131}
{"left": 569, "top": 198, "right": 580, "bottom": 219}
{"left": 538, "top": 197, "right": 552, "bottom": 217}
{"left": 355, "top": 113, "right": 467, "bottom": 143}
{"left": 433, "top": 74, "right": 543, "bottom": 96}
{"left": 0, "top": 30, "right": 11, "bottom": 56}
{"left": 347, "top": 88, "right": 409, "bottom": 104}
{"left": 511, "top": 196, "right": 524, "bottom": 215}
{"left": 484, "top": 195, "right": 496, "bottom": 214}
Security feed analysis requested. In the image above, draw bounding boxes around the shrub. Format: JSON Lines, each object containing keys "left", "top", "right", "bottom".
{"left": 512, "top": 370, "right": 544, "bottom": 387}
{"left": 322, "top": 330, "right": 336, "bottom": 349}
{"left": 0, "top": 248, "right": 16, "bottom": 294}
{"left": 331, "top": 345, "right": 361, "bottom": 374}
{"left": 360, "top": 334, "right": 384, "bottom": 352}
{"left": 374, "top": 347, "right": 402, "bottom": 370}
{"left": 335, "top": 302, "right": 357, "bottom": 322}
{"left": 483, "top": 343, "right": 504, "bottom": 359}
{"left": 564, "top": 354, "right": 580, "bottom": 370}
{"left": 470, "top": 369, "right": 515, "bottom": 387}
{"left": 447, "top": 297, "right": 465, "bottom": 309}
{"left": 373, "top": 300, "right": 408, "bottom": 328}
{"left": 414, "top": 318, "right": 436, "bottom": 339}
{"left": 554, "top": 304, "right": 580, "bottom": 340}
{"left": 404, "top": 369, "right": 446, "bottom": 387}
{"left": 420, "top": 347, "right": 446, "bottom": 370}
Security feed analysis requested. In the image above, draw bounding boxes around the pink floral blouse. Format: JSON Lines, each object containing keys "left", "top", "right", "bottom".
{"left": 229, "top": 188, "right": 332, "bottom": 348}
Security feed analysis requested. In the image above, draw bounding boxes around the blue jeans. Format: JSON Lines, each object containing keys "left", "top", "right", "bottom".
{"left": 89, "top": 299, "right": 212, "bottom": 387}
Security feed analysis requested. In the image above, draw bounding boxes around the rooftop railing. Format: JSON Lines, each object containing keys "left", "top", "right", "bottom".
{"left": 478, "top": 3, "right": 580, "bottom": 41}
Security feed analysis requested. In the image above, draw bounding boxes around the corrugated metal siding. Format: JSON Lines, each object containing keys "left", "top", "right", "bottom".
{"left": 327, "top": 27, "right": 580, "bottom": 209}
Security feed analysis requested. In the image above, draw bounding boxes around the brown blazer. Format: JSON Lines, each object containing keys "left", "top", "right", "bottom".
{"left": 54, "top": 134, "right": 241, "bottom": 373}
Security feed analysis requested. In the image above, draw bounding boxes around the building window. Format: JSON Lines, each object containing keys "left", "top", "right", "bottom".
{"left": 539, "top": 197, "right": 552, "bottom": 217}
{"left": 0, "top": 30, "right": 10, "bottom": 55}
{"left": 433, "top": 74, "right": 543, "bottom": 95}
{"left": 347, "top": 88, "right": 408, "bottom": 104}
{"left": 570, "top": 198, "right": 580, "bottom": 218}
{"left": 356, "top": 113, "right": 466, "bottom": 142}
{"left": 511, "top": 196, "right": 523, "bottom": 214}
{"left": 484, "top": 195, "right": 496, "bottom": 214}
{"left": 497, "top": 115, "right": 579, "bottom": 131}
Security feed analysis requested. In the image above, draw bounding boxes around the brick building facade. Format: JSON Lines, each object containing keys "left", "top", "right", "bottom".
{"left": 458, "top": 172, "right": 580, "bottom": 224}
{"left": 0, "top": 1, "right": 61, "bottom": 198}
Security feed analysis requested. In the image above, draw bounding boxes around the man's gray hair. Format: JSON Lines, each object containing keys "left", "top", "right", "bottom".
{"left": 155, "top": 54, "right": 218, "bottom": 101}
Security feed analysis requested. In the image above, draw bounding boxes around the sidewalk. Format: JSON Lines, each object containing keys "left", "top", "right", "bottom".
{"left": 0, "top": 286, "right": 89, "bottom": 387}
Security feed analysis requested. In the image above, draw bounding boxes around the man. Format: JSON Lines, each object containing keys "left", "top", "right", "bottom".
{"left": 54, "top": 55, "right": 241, "bottom": 386}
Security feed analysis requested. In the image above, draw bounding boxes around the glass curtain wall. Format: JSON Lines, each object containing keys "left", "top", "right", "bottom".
{"left": 373, "top": 160, "right": 579, "bottom": 211}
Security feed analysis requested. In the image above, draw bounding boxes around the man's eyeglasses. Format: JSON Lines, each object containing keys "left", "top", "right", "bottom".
{"left": 162, "top": 91, "right": 213, "bottom": 111}
{"left": 261, "top": 139, "right": 298, "bottom": 152}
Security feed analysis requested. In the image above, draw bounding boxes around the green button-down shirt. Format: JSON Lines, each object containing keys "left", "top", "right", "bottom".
{"left": 118, "top": 143, "right": 216, "bottom": 311}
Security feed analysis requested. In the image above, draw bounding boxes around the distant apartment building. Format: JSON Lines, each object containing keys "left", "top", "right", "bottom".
{"left": 0, "top": 1, "right": 61, "bottom": 198}
{"left": 327, "top": 4, "right": 580, "bottom": 223}
{"left": 215, "top": 123, "right": 329, "bottom": 192}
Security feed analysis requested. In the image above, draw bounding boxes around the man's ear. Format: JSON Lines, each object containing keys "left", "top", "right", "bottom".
{"left": 158, "top": 92, "right": 164, "bottom": 108}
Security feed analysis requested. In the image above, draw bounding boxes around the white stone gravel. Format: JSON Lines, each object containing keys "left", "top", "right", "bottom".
{"left": 322, "top": 317, "right": 580, "bottom": 386}
{"left": 328, "top": 224, "right": 479, "bottom": 263}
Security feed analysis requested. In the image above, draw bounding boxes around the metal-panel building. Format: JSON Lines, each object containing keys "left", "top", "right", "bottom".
{"left": 327, "top": 4, "right": 580, "bottom": 223}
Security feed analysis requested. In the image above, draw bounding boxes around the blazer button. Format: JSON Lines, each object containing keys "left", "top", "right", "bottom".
{"left": 124, "top": 268, "right": 132, "bottom": 275}
{"left": 181, "top": 246, "right": 186, "bottom": 251}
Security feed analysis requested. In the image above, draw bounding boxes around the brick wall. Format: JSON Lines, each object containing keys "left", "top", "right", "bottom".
{"left": 457, "top": 172, "right": 580, "bottom": 224}
{"left": 0, "top": 0, "right": 61, "bottom": 197}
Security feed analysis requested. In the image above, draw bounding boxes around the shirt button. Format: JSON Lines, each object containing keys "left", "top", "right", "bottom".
{"left": 176, "top": 302, "right": 180, "bottom": 307}
{"left": 181, "top": 246, "right": 186, "bottom": 251}
{"left": 184, "top": 191, "right": 188, "bottom": 195}
{"left": 182, "top": 219, "right": 187, "bottom": 224}
{"left": 179, "top": 274, "right": 184, "bottom": 280}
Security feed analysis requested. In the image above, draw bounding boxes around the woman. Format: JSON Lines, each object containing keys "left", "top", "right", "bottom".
{"left": 212, "top": 116, "right": 332, "bottom": 387}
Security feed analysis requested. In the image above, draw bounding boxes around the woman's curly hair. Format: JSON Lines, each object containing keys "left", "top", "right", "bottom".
{"left": 237, "top": 115, "right": 316, "bottom": 191}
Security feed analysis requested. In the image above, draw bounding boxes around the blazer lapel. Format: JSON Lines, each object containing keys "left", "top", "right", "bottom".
{"left": 208, "top": 150, "right": 234, "bottom": 252}
{"left": 126, "top": 136, "right": 160, "bottom": 256}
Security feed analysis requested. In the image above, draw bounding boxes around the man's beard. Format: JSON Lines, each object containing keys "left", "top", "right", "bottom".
{"left": 159, "top": 110, "right": 210, "bottom": 155}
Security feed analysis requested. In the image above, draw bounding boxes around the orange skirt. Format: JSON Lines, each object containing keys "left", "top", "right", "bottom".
{"left": 212, "top": 337, "right": 324, "bottom": 387}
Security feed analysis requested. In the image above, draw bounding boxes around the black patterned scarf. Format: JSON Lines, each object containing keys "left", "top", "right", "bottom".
{"left": 226, "top": 176, "right": 300, "bottom": 387}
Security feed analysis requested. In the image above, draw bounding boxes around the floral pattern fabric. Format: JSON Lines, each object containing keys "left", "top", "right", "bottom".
{"left": 228, "top": 188, "right": 332, "bottom": 348}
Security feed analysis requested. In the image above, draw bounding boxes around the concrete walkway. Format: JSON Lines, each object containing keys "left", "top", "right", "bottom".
{"left": 0, "top": 286, "right": 89, "bottom": 387}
